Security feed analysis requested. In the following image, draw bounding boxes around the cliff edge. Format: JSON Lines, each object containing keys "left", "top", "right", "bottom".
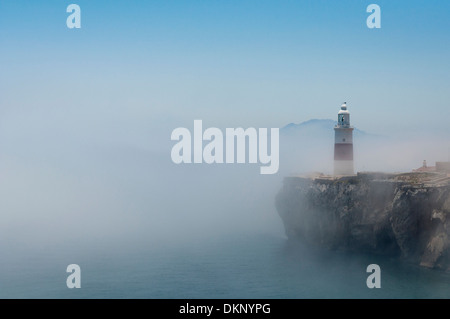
{"left": 275, "top": 172, "right": 450, "bottom": 270}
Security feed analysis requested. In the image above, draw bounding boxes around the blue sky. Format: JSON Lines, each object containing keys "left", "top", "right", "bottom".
{"left": 1, "top": 0, "right": 449, "bottom": 136}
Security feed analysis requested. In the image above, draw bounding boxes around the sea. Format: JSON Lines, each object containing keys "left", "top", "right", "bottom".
{"left": 0, "top": 233, "right": 448, "bottom": 299}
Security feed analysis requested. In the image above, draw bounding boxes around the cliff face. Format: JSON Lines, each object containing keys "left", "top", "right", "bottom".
{"left": 275, "top": 173, "right": 450, "bottom": 270}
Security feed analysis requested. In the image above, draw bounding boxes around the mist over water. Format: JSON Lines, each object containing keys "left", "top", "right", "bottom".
{"left": 0, "top": 107, "right": 449, "bottom": 298}
{"left": 0, "top": 110, "right": 281, "bottom": 245}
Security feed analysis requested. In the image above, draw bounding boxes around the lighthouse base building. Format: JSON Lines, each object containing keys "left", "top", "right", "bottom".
{"left": 334, "top": 102, "right": 354, "bottom": 176}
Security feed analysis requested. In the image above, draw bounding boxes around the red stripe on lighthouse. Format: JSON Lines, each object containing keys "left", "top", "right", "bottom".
{"left": 334, "top": 143, "right": 353, "bottom": 160}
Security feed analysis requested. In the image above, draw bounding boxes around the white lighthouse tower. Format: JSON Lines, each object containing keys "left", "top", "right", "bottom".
{"left": 334, "top": 102, "right": 354, "bottom": 175}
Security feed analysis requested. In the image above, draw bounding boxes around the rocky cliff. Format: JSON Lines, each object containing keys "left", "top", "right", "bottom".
{"left": 275, "top": 172, "right": 450, "bottom": 270}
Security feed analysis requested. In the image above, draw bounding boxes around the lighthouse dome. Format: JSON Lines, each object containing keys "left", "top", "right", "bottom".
{"left": 338, "top": 102, "right": 349, "bottom": 114}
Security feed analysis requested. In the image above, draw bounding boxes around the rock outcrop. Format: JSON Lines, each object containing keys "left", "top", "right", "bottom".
{"left": 275, "top": 172, "right": 450, "bottom": 270}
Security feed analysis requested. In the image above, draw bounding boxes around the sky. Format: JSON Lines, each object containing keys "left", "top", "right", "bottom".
{"left": 1, "top": 0, "right": 449, "bottom": 136}
{"left": 0, "top": 1, "right": 449, "bottom": 247}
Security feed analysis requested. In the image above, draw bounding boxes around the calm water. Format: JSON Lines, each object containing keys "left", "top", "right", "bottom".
{"left": 0, "top": 234, "right": 448, "bottom": 299}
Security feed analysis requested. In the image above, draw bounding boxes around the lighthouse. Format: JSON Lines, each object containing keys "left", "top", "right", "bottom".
{"left": 334, "top": 102, "right": 354, "bottom": 175}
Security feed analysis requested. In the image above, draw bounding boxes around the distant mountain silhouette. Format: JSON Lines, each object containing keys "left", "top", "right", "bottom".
{"left": 281, "top": 119, "right": 369, "bottom": 137}
{"left": 279, "top": 118, "right": 442, "bottom": 174}
{"left": 278, "top": 119, "right": 383, "bottom": 174}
